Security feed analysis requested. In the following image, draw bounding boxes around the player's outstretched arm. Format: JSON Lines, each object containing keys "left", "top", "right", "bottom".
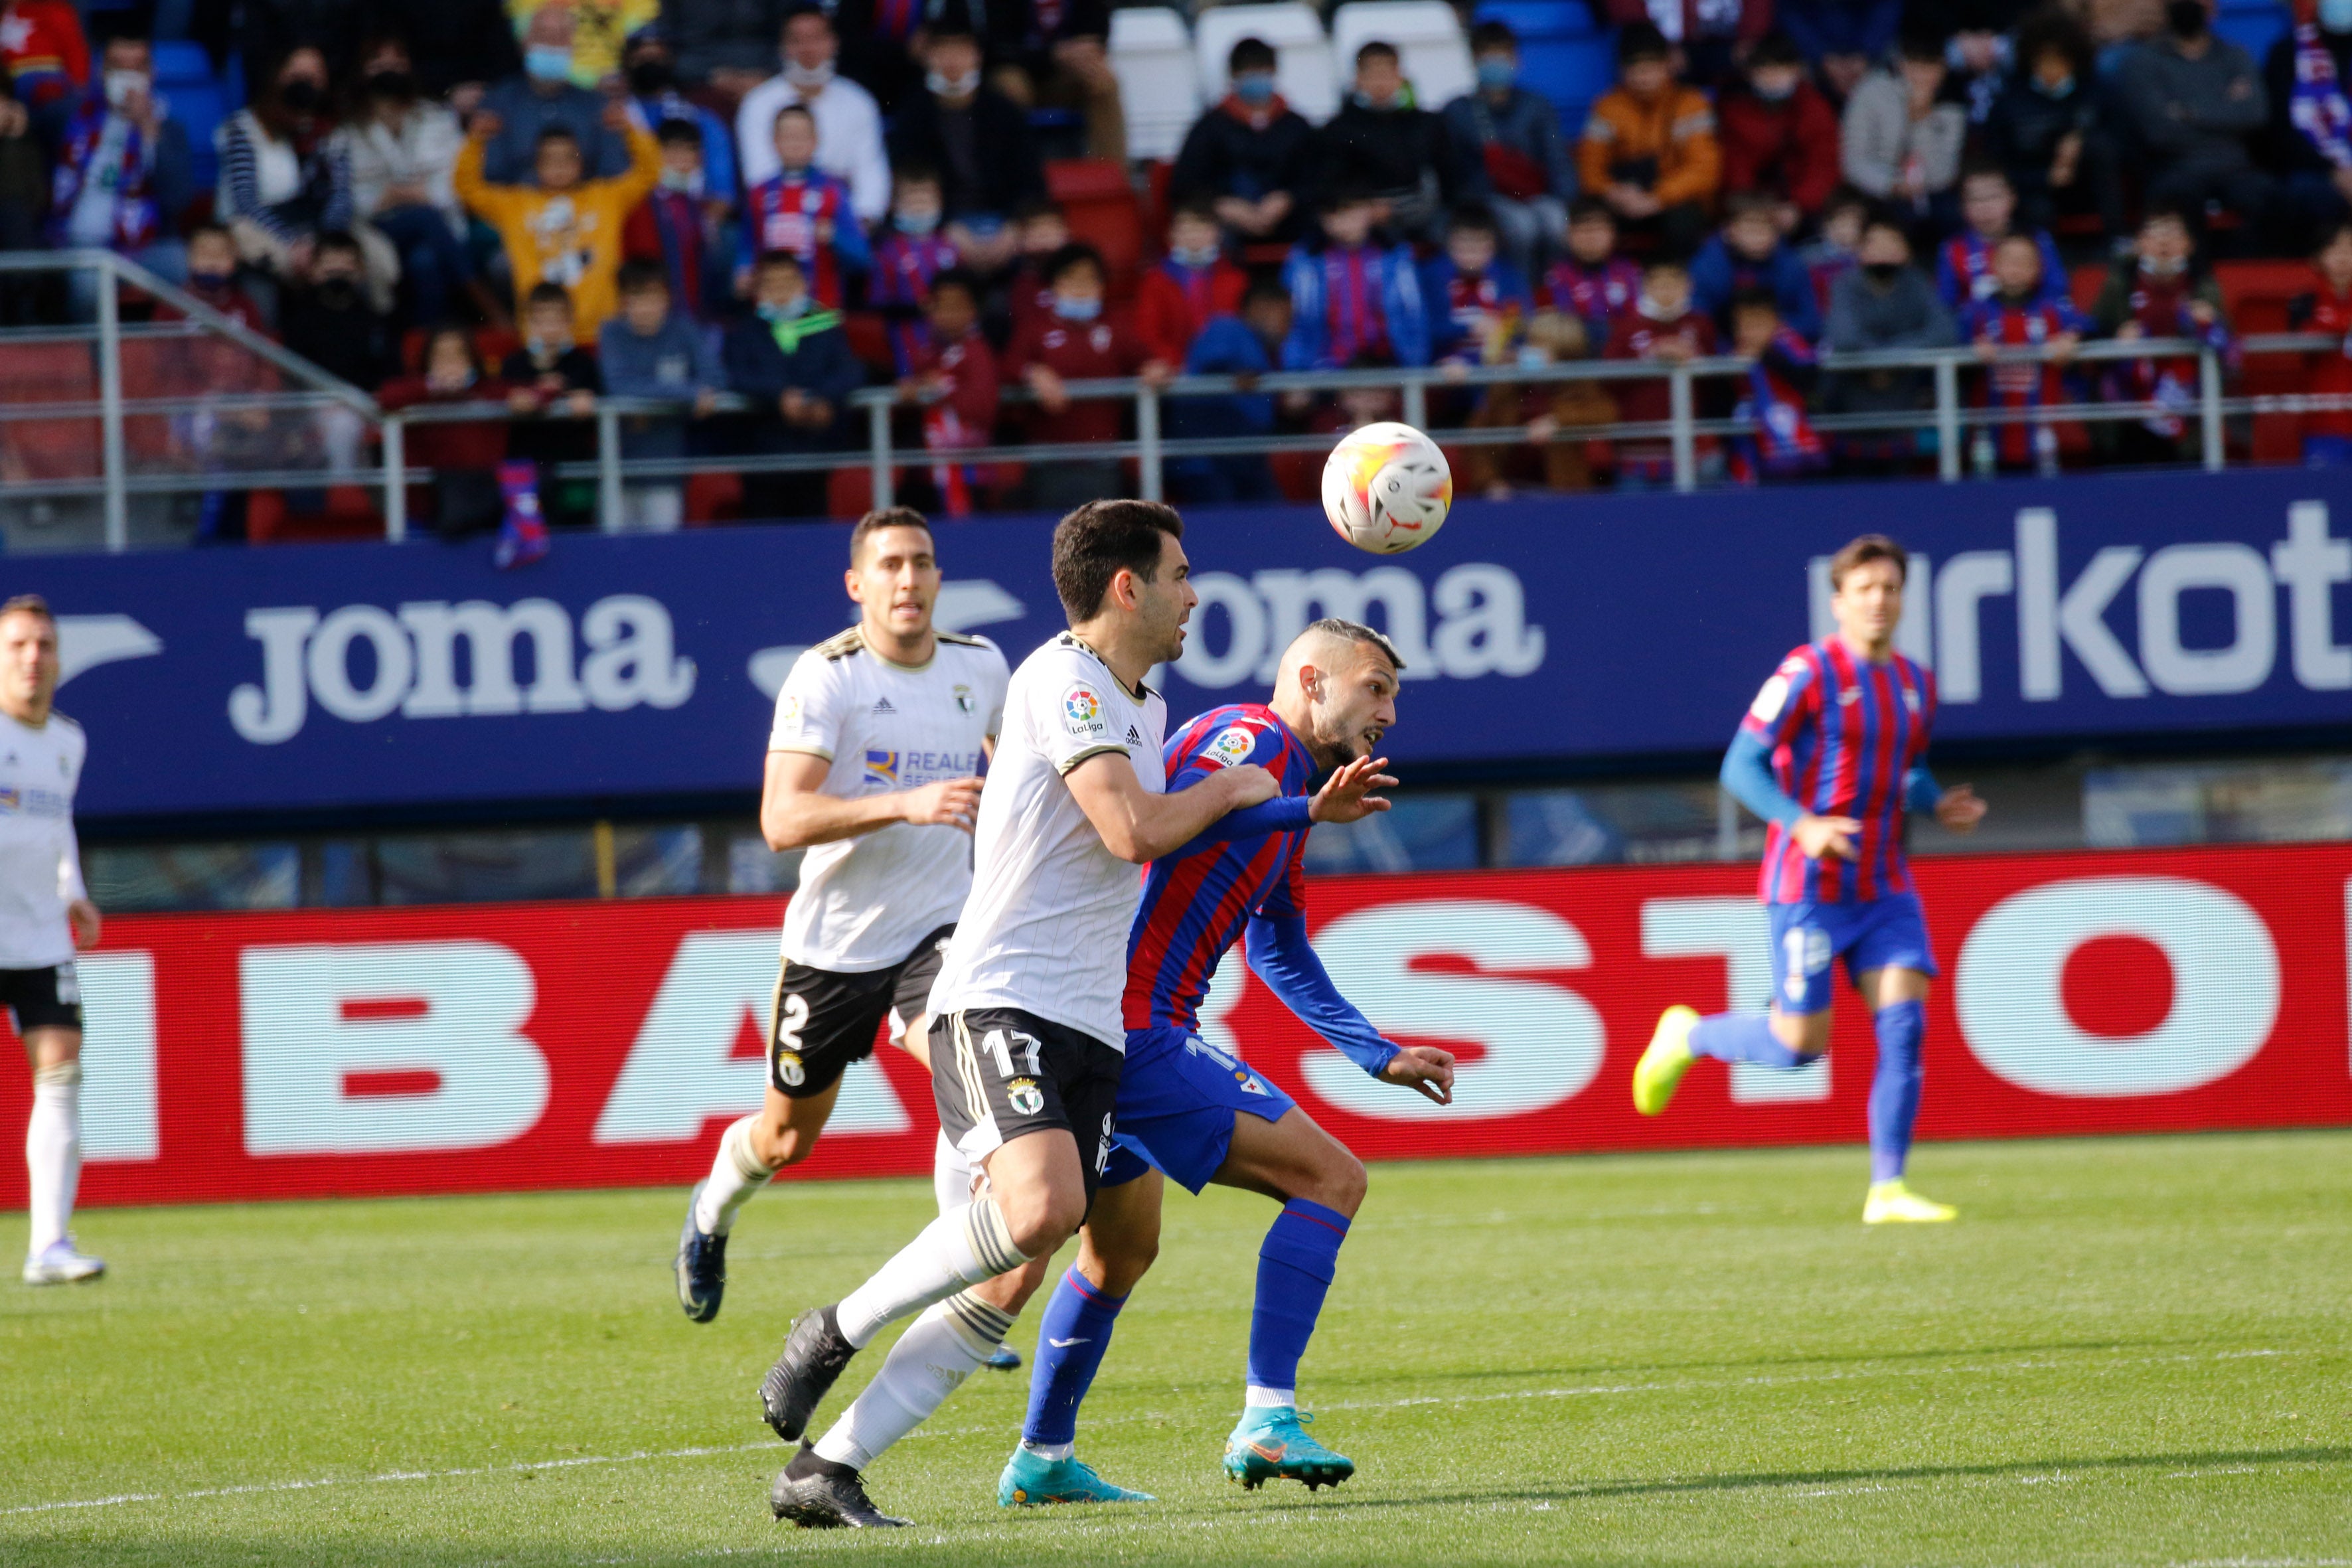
{"left": 1065, "top": 750, "right": 1279, "bottom": 864}
{"left": 1245, "top": 913, "right": 1455, "bottom": 1105}
{"left": 760, "top": 750, "right": 983, "bottom": 850}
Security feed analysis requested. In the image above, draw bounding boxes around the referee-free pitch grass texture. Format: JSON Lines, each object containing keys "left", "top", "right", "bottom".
{"left": 3, "top": 1133, "right": 2347, "bottom": 1567}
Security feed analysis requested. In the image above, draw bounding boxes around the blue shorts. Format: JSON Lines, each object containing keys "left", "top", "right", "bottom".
{"left": 1099, "top": 1025, "right": 1297, "bottom": 1194}
{"left": 1767, "top": 892, "right": 1938, "bottom": 1016}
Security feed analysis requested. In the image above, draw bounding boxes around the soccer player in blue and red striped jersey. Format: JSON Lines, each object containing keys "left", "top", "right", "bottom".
{"left": 997, "top": 619, "right": 1456, "bottom": 1508}
{"left": 1633, "top": 534, "right": 1988, "bottom": 1224}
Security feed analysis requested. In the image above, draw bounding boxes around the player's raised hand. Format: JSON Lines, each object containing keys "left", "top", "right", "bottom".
{"left": 1936, "top": 783, "right": 1988, "bottom": 834}
{"left": 1793, "top": 812, "right": 1860, "bottom": 861}
{"left": 1309, "top": 755, "right": 1397, "bottom": 824}
{"left": 1379, "top": 1045, "right": 1455, "bottom": 1105}
{"left": 1217, "top": 763, "right": 1281, "bottom": 809}
{"left": 902, "top": 775, "right": 985, "bottom": 832}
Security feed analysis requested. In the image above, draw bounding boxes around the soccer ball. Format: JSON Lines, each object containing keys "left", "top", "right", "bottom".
{"left": 1321, "top": 422, "right": 1452, "bottom": 554}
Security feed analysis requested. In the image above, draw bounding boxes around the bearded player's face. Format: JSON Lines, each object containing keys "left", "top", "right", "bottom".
{"left": 1314, "top": 646, "right": 1399, "bottom": 763}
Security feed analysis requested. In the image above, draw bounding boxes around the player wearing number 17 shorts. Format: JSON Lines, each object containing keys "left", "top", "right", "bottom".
{"left": 1632, "top": 534, "right": 1988, "bottom": 1223}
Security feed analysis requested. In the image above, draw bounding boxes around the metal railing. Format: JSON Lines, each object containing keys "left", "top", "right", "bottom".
{"left": 1, "top": 250, "right": 2341, "bottom": 548}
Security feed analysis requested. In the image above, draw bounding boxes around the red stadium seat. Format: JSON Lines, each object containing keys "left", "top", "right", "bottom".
{"left": 828, "top": 465, "right": 874, "bottom": 517}
{"left": 2217, "top": 259, "right": 2323, "bottom": 464}
{"left": 685, "top": 471, "right": 742, "bottom": 524}
{"left": 843, "top": 311, "right": 895, "bottom": 375}
{"left": 1049, "top": 159, "right": 1145, "bottom": 301}
{"left": 0, "top": 343, "right": 100, "bottom": 485}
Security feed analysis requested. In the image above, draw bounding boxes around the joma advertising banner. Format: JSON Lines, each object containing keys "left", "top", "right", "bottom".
{"left": 8, "top": 842, "right": 2345, "bottom": 1210}
{"left": 10, "top": 468, "right": 2352, "bottom": 821}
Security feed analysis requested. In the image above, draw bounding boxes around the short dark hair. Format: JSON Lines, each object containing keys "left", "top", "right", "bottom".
{"left": 655, "top": 117, "right": 703, "bottom": 149}
{"left": 927, "top": 266, "right": 982, "bottom": 305}
{"left": 1469, "top": 19, "right": 1516, "bottom": 54}
{"left": 1618, "top": 21, "right": 1670, "bottom": 64}
{"left": 1355, "top": 40, "right": 1399, "bottom": 68}
{"left": 1306, "top": 616, "right": 1405, "bottom": 673}
{"left": 1960, "top": 160, "right": 2011, "bottom": 191}
{"left": 187, "top": 218, "right": 232, "bottom": 248}
{"left": 536, "top": 123, "right": 581, "bottom": 148}
{"left": 1171, "top": 194, "right": 1219, "bottom": 226}
{"left": 617, "top": 258, "right": 667, "bottom": 294}
{"left": 927, "top": 24, "right": 979, "bottom": 49}
{"left": 1242, "top": 274, "right": 1292, "bottom": 311}
{"left": 757, "top": 248, "right": 805, "bottom": 275}
{"left": 1828, "top": 533, "right": 1909, "bottom": 589}
{"left": 894, "top": 161, "right": 941, "bottom": 189}
{"left": 782, "top": 5, "right": 832, "bottom": 34}
{"left": 315, "top": 229, "right": 363, "bottom": 262}
{"left": 1044, "top": 242, "right": 1105, "bottom": 286}
{"left": 1898, "top": 25, "right": 1947, "bottom": 63}
{"left": 1567, "top": 194, "right": 1614, "bottom": 227}
{"left": 1824, "top": 183, "right": 1874, "bottom": 220}
{"left": 1229, "top": 37, "right": 1275, "bottom": 74}
{"left": 1012, "top": 196, "right": 1065, "bottom": 226}
{"left": 1318, "top": 181, "right": 1378, "bottom": 215}
{"left": 773, "top": 104, "right": 815, "bottom": 133}
{"left": 1052, "top": 501, "right": 1185, "bottom": 622}
{"left": 1749, "top": 30, "right": 1802, "bottom": 68}
{"left": 525, "top": 280, "right": 572, "bottom": 309}
{"left": 1447, "top": 204, "right": 1498, "bottom": 238}
{"left": 2141, "top": 202, "right": 2196, "bottom": 236}
{"left": 0, "top": 593, "right": 54, "bottom": 627}
{"left": 850, "top": 506, "right": 933, "bottom": 564}
{"left": 1722, "top": 190, "right": 1779, "bottom": 224}
{"left": 1729, "top": 285, "right": 1780, "bottom": 317}
{"left": 2313, "top": 217, "right": 2352, "bottom": 256}
{"left": 1859, "top": 206, "right": 1911, "bottom": 246}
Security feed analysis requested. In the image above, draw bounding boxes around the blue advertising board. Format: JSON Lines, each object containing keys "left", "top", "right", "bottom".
{"left": 15, "top": 468, "right": 2351, "bottom": 821}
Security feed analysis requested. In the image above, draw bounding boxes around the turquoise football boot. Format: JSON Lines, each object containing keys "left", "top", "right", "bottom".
{"left": 996, "top": 1447, "right": 1155, "bottom": 1506}
{"left": 1223, "top": 1407, "right": 1356, "bottom": 1491}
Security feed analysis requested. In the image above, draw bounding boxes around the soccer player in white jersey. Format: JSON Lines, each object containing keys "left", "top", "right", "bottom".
{"left": 675, "top": 509, "right": 1010, "bottom": 1326}
{"left": 0, "top": 596, "right": 105, "bottom": 1285}
{"left": 759, "top": 500, "right": 1280, "bottom": 1529}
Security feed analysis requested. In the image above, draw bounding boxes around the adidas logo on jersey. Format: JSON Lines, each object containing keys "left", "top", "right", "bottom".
{"left": 1126, "top": 725, "right": 1141, "bottom": 744}
{"left": 872, "top": 697, "right": 896, "bottom": 714}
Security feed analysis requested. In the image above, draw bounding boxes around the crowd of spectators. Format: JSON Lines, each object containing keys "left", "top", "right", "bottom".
{"left": 5, "top": 0, "right": 2352, "bottom": 532}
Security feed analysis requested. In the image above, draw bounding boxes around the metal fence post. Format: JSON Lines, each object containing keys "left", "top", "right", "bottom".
{"left": 867, "top": 398, "right": 893, "bottom": 509}
{"left": 382, "top": 415, "right": 406, "bottom": 542}
{"left": 1934, "top": 357, "right": 1961, "bottom": 482}
{"left": 596, "top": 404, "right": 624, "bottom": 531}
{"left": 2199, "top": 348, "right": 2225, "bottom": 472}
{"left": 1669, "top": 364, "right": 1695, "bottom": 493}
{"left": 1401, "top": 374, "right": 1427, "bottom": 432}
{"left": 94, "top": 258, "right": 128, "bottom": 552}
{"left": 1137, "top": 382, "right": 1162, "bottom": 502}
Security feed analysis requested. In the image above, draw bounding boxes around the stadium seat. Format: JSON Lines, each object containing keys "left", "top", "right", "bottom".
{"left": 1474, "top": 1, "right": 1601, "bottom": 39}
{"left": 843, "top": 310, "right": 894, "bottom": 374}
{"left": 827, "top": 465, "right": 873, "bottom": 518}
{"left": 685, "top": 471, "right": 742, "bottom": 524}
{"left": 1048, "top": 159, "right": 1147, "bottom": 295}
{"left": 2216, "top": 258, "right": 2319, "bottom": 463}
{"left": 1512, "top": 29, "right": 1618, "bottom": 128}
{"left": 0, "top": 343, "right": 99, "bottom": 484}
{"left": 1109, "top": 7, "right": 1202, "bottom": 163}
{"left": 151, "top": 41, "right": 212, "bottom": 84}
{"left": 1332, "top": 1, "right": 1476, "bottom": 112}
{"left": 1195, "top": 4, "right": 1340, "bottom": 124}
{"left": 2213, "top": 0, "right": 2289, "bottom": 65}
{"left": 163, "top": 78, "right": 227, "bottom": 195}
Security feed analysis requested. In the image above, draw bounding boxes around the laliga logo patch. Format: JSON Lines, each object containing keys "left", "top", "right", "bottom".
{"left": 1006, "top": 1077, "right": 1045, "bottom": 1116}
{"left": 1061, "top": 683, "right": 1106, "bottom": 738}
{"left": 775, "top": 1050, "right": 806, "bottom": 1087}
{"left": 1749, "top": 674, "right": 1790, "bottom": 723}
{"left": 1207, "top": 726, "right": 1255, "bottom": 767}
{"left": 780, "top": 694, "right": 803, "bottom": 728}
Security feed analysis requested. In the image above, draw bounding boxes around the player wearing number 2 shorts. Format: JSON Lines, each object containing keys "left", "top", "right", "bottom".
{"left": 675, "top": 509, "right": 1009, "bottom": 1326}
{"left": 1632, "top": 535, "right": 1988, "bottom": 1223}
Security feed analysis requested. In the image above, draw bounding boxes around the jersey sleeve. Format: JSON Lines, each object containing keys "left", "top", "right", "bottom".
{"left": 1737, "top": 648, "right": 1819, "bottom": 750}
{"left": 1168, "top": 714, "right": 1316, "bottom": 843}
{"left": 769, "top": 653, "right": 848, "bottom": 759}
{"left": 1034, "top": 647, "right": 1133, "bottom": 776}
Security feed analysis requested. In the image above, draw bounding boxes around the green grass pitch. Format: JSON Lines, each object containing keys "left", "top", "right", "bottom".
{"left": 3, "top": 1131, "right": 2347, "bottom": 1566}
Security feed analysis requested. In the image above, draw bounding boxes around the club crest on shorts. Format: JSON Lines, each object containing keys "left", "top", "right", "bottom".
{"left": 775, "top": 1050, "right": 806, "bottom": 1087}
{"left": 1006, "top": 1077, "right": 1044, "bottom": 1116}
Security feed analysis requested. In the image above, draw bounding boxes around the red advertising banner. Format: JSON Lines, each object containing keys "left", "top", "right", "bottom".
{"left": 5, "top": 842, "right": 2347, "bottom": 1210}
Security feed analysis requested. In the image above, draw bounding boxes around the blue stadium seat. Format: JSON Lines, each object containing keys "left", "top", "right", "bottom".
{"left": 1474, "top": 1, "right": 1601, "bottom": 40}
{"left": 152, "top": 41, "right": 214, "bottom": 86}
{"left": 1518, "top": 33, "right": 1617, "bottom": 126}
{"left": 2213, "top": 0, "right": 2288, "bottom": 63}
{"left": 164, "top": 80, "right": 226, "bottom": 195}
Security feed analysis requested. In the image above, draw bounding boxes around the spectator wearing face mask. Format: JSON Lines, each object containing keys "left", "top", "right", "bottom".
{"left": 220, "top": 46, "right": 403, "bottom": 315}
{"left": 623, "top": 118, "right": 736, "bottom": 323}
{"left": 1170, "top": 36, "right": 1314, "bottom": 245}
{"left": 1821, "top": 208, "right": 1953, "bottom": 472}
{"left": 1984, "top": 7, "right": 2124, "bottom": 240}
{"left": 1719, "top": 32, "right": 1842, "bottom": 233}
{"left": 1137, "top": 198, "right": 1247, "bottom": 366}
{"left": 347, "top": 33, "right": 486, "bottom": 329}
{"left": 1443, "top": 21, "right": 1575, "bottom": 280}
{"left": 886, "top": 28, "right": 1047, "bottom": 276}
{"left": 1312, "top": 40, "right": 1480, "bottom": 244}
{"left": 477, "top": 3, "right": 635, "bottom": 183}
{"left": 724, "top": 248, "right": 862, "bottom": 518}
{"left": 48, "top": 30, "right": 191, "bottom": 320}
{"left": 2266, "top": 0, "right": 2352, "bottom": 242}
{"left": 502, "top": 0, "right": 657, "bottom": 90}
{"left": 623, "top": 27, "right": 737, "bottom": 201}
{"left": 371, "top": 0, "right": 523, "bottom": 106}
{"left": 279, "top": 229, "right": 400, "bottom": 481}
{"left": 1004, "top": 242, "right": 1173, "bottom": 511}
{"left": 2114, "top": 0, "right": 2276, "bottom": 244}
{"left": 1579, "top": 22, "right": 1720, "bottom": 256}
{"left": 736, "top": 7, "right": 889, "bottom": 226}
{"left": 868, "top": 165, "right": 960, "bottom": 372}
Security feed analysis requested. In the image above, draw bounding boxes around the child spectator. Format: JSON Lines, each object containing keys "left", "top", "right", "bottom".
{"left": 1545, "top": 197, "right": 1642, "bottom": 348}
{"left": 0, "top": 0, "right": 87, "bottom": 113}
{"left": 279, "top": 231, "right": 399, "bottom": 392}
{"left": 1005, "top": 242, "right": 1172, "bottom": 510}
{"left": 503, "top": 279, "right": 605, "bottom": 526}
{"left": 895, "top": 268, "right": 1002, "bottom": 516}
{"left": 1719, "top": 33, "right": 1842, "bottom": 233}
{"left": 1822, "top": 208, "right": 1954, "bottom": 471}
{"left": 739, "top": 104, "right": 869, "bottom": 309}
{"left": 623, "top": 119, "right": 733, "bottom": 326}
{"left": 1170, "top": 275, "right": 1304, "bottom": 505}
{"left": 1579, "top": 23, "right": 1721, "bottom": 257}
{"left": 1938, "top": 165, "right": 2065, "bottom": 310}
{"left": 1170, "top": 36, "right": 1314, "bottom": 246}
{"left": 1988, "top": 9, "right": 2122, "bottom": 241}
{"left": 1726, "top": 286, "right": 1826, "bottom": 483}
{"left": 868, "top": 165, "right": 962, "bottom": 374}
{"left": 377, "top": 325, "right": 531, "bottom": 543}
{"left": 1312, "top": 40, "right": 1474, "bottom": 244}
{"left": 1840, "top": 29, "right": 1967, "bottom": 232}
{"left": 1443, "top": 21, "right": 1576, "bottom": 278}
{"left": 734, "top": 9, "right": 888, "bottom": 223}
{"left": 2092, "top": 205, "right": 2233, "bottom": 465}
{"left": 1603, "top": 254, "right": 1719, "bottom": 484}
{"left": 1423, "top": 206, "right": 1535, "bottom": 368}
{"left": 599, "top": 260, "right": 724, "bottom": 532}
{"left": 48, "top": 31, "right": 191, "bottom": 319}
{"left": 1692, "top": 191, "right": 1824, "bottom": 342}
{"left": 167, "top": 222, "right": 268, "bottom": 334}
{"left": 1804, "top": 185, "right": 1870, "bottom": 316}
{"left": 1137, "top": 199, "right": 1248, "bottom": 367}
{"left": 1005, "top": 198, "right": 1073, "bottom": 337}
{"left": 2287, "top": 219, "right": 2352, "bottom": 465}
{"left": 1282, "top": 187, "right": 1431, "bottom": 369}
{"left": 1960, "top": 232, "right": 2086, "bottom": 475}
{"left": 457, "top": 99, "right": 661, "bottom": 345}
{"left": 724, "top": 250, "right": 861, "bottom": 519}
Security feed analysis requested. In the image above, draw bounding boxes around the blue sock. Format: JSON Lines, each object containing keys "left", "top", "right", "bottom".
{"left": 1688, "top": 1012, "right": 1811, "bottom": 1069}
{"left": 1247, "top": 1199, "right": 1350, "bottom": 1401}
{"left": 1868, "top": 1000, "right": 1926, "bottom": 1183}
{"left": 1020, "top": 1267, "right": 1126, "bottom": 1449}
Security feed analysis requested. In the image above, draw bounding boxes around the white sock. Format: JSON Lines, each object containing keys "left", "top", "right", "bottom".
{"left": 834, "top": 1196, "right": 1028, "bottom": 1348}
{"left": 812, "top": 1291, "right": 1013, "bottom": 1470}
{"left": 693, "top": 1115, "right": 774, "bottom": 1236}
{"left": 26, "top": 1063, "right": 80, "bottom": 1258}
{"left": 931, "top": 1130, "right": 974, "bottom": 1216}
{"left": 1245, "top": 1385, "right": 1296, "bottom": 1409}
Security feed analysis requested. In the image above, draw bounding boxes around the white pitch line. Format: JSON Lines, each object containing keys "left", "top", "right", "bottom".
{"left": 0, "top": 1346, "right": 2318, "bottom": 1522}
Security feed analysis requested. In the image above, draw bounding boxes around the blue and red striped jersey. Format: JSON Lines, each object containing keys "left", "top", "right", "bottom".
{"left": 1740, "top": 639, "right": 1937, "bottom": 905}
{"left": 1122, "top": 704, "right": 1318, "bottom": 1032}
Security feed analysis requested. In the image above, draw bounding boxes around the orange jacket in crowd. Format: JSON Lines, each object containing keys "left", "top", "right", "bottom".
{"left": 1577, "top": 83, "right": 1722, "bottom": 210}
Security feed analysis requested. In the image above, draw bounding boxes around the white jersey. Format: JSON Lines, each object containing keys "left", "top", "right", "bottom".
{"left": 930, "top": 632, "right": 1166, "bottom": 1050}
{"left": 0, "top": 710, "right": 86, "bottom": 971}
{"left": 769, "top": 627, "right": 1008, "bottom": 973}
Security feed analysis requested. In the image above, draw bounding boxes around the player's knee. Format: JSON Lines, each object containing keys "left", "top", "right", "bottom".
{"left": 1093, "top": 1227, "right": 1158, "bottom": 1293}
{"left": 1301, "top": 1146, "right": 1368, "bottom": 1218}
{"left": 749, "top": 1112, "right": 811, "bottom": 1171}
{"left": 996, "top": 1184, "right": 1085, "bottom": 1259}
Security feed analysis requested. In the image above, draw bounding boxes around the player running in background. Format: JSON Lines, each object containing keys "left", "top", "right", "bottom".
{"left": 674, "top": 509, "right": 1010, "bottom": 1331}
{"left": 1, "top": 596, "right": 105, "bottom": 1285}
{"left": 1632, "top": 534, "right": 1988, "bottom": 1223}
{"left": 758, "top": 501, "right": 1281, "bottom": 1529}
{"left": 999, "top": 619, "right": 1455, "bottom": 1508}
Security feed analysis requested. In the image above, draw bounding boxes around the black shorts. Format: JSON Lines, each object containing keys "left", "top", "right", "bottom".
{"left": 0, "top": 962, "right": 82, "bottom": 1033}
{"left": 933, "top": 1006, "right": 1124, "bottom": 1207}
{"left": 769, "top": 925, "right": 955, "bottom": 1099}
